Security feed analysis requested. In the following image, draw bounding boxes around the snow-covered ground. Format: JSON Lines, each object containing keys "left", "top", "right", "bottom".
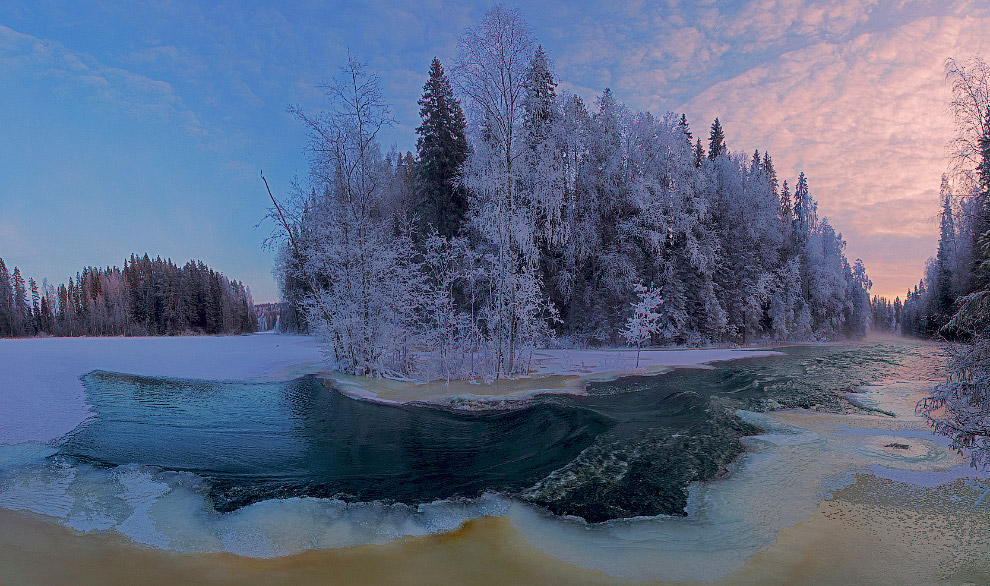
{"left": 0, "top": 334, "right": 779, "bottom": 444}
{"left": 529, "top": 347, "right": 780, "bottom": 377}
{"left": 0, "top": 334, "right": 325, "bottom": 444}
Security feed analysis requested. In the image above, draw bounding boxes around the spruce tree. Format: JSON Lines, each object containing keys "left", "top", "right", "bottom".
{"left": 708, "top": 118, "right": 727, "bottom": 160}
{"left": 523, "top": 45, "right": 556, "bottom": 149}
{"left": 678, "top": 113, "right": 692, "bottom": 143}
{"left": 28, "top": 277, "right": 40, "bottom": 333}
{"left": 694, "top": 137, "right": 705, "bottom": 168}
{"left": 935, "top": 176, "right": 957, "bottom": 325}
{"left": 762, "top": 152, "right": 778, "bottom": 197}
{"left": 780, "top": 179, "right": 793, "bottom": 245}
{"left": 415, "top": 57, "right": 470, "bottom": 238}
{"left": 793, "top": 172, "right": 812, "bottom": 245}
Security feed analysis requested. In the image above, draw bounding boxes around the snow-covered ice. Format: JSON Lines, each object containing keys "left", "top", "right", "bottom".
{"left": 528, "top": 347, "right": 780, "bottom": 377}
{"left": 0, "top": 334, "right": 324, "bottom": 444}
{"left": 0, "top": 334, "right": 778, "bottom": 444}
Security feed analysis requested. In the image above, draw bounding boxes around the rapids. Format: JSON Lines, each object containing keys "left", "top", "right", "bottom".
{"left": 1, "top": 338, "right": 987, "bottom": 582}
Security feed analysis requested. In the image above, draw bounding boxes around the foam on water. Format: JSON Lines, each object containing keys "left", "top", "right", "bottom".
{"left": 1, "top": 338, "right": 986, "bottom": 582}
{"left": 502, "top": 378, "right": 981, "bottom": 582}
{"left": 0, "top": 445, "right": 512, "bottom": 557}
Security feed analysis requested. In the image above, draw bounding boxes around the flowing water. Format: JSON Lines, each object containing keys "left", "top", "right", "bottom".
{"left": 1, "top": 338, "right": 988, "bottom": 583}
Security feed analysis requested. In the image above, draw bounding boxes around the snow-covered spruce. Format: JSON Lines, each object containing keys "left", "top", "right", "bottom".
{"left": 268, "top": 6, "right": 872, "bottom": 381}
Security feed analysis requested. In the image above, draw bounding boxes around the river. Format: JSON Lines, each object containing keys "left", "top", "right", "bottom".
{"left": 0, "top": 337, "right": 987, "bottom": 584}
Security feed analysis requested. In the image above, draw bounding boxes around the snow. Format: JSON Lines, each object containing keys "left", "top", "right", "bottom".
{"left": 0, "top": 334, "right": 780, "bottom": 444}
{"left": 528, "top": 347, "right": 780, "bottom": 378}
{"left": 0, "top": 334, "right": 324, "bottom": 444}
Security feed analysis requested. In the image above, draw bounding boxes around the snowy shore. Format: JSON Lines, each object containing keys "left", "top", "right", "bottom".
{"left": 0, "top": 333, "right": 779, "bottom": 444}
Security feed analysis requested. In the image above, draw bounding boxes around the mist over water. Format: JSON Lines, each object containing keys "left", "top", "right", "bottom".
{"left": 2, "top": 338, "right": 987, "bottom": 581}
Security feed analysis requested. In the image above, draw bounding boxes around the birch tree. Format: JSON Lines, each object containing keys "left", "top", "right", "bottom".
{"left": 454, "top": 4, "right": 545, "bottom": 377}
{"left": 284, "top": 57, "right": 422, "bottom": 376}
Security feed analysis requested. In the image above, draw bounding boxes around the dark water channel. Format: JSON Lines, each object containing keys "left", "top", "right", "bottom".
{"left": 59, "top": 340, "right": 944, "bottom": 522}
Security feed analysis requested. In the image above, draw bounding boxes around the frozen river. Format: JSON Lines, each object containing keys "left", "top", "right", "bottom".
{"left": 0, "top": 335, "right": 987, "bottom": 584}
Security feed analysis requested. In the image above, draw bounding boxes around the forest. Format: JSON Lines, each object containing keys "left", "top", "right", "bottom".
{"left": 268, "top": 5, "right": 873, "bottom": 380}
{"left": 0, "top": 253, "right": 257, "bottom": 338}
{"left": 872, "top": 57, "right": 990, "bottom": 467}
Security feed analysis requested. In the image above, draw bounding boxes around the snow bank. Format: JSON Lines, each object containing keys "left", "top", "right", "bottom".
{"left": 330, "top": 347, "right": 782, "bottom": 404}
{"left": 528, "top": 347, "right": 780, "bottom": 378}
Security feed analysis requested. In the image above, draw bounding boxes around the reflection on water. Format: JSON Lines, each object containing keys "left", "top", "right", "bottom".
{"left": 1, "top": 338, "right": 988, "bottom": 583}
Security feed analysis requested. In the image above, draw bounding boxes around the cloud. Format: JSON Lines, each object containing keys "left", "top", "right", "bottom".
{"left": 677, "top": 10, "right": 990, "bottom": 299}
{"left": 0, "top": 25, "right": 205, "bottom": 135}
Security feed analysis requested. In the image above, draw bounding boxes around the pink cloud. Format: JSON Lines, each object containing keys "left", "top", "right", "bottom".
{"left": 679, "top": 12, "right": 990, "bottom": 300}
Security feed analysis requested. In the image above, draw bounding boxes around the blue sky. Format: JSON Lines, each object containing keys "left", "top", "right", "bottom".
{"left": 2, "top": 1, "right": 989, "bottom": 302}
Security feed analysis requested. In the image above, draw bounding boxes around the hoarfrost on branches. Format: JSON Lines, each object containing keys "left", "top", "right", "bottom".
{"left": 266, "top": 6, "right": 875, "bottom": 381}
{"left": 621, "top": 283, "right": 664, "bottom": 368}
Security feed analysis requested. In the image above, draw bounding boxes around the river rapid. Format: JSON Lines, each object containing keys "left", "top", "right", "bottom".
{"left": 1, "top": 337, "right": 988, "bottom": 584}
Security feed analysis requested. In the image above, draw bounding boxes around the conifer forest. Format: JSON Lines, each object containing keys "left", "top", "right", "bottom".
{"left": 269, "top": 6, "right": 873, "bottom": 379}
{"left": 0, "top": 254, "right": 257, "bottom": 337}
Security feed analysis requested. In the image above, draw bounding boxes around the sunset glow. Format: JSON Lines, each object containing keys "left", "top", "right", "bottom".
{"left": 2, "top": 1, "right": 988, "bottom": 301}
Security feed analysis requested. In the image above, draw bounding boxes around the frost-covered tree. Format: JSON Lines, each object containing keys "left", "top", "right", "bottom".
{"left": 621, "top": 283, "right": 664, "bottom": 367}
{"left": 708, "top": 118, "right": 727, "bottom": 160}
{"left": 267, "top": 12, "right": 875, "bottom": 378}
{"left": 415, "top": 57, "right": 470, "bottom": 238}
{"left": 918, "top": 289, "right": 990, "bottom": 468}
{"left": 420, "top": 232, "right": 479, "bottom": 380}
{"left": 282, "top": 56, "right": 424, "bottom": 376}
{"left": 453, "top": 3, "right": 532, "bottom": 196}
{"left": 454, "top": 4, "right": 550, "bottom": 377}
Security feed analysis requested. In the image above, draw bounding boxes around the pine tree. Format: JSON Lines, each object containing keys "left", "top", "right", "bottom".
{"left": 694, "top": 137, "right": 705, "bottom": 168}
{"left": 0, "top": 258, "right": 12, "bottom": 337}
{"left": 708, "top": 118, "right": 727, "bottom": 160}
{"left": 415, "top": 57, "right": 470, "bottom": 238}
{"left": 11, "top": 267, "right": 28, "bottom": 336}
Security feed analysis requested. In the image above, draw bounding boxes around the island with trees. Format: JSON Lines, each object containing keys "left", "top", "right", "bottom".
{"left": 267, "top": 6, "right": 873, "bottom": 381}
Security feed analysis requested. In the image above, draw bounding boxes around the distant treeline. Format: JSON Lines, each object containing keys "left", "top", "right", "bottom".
{"left": 254, "top": 302, "right": 282, "bottom": 331}
{"left": 0, "top": 254, "right": 257, "bottom": 338}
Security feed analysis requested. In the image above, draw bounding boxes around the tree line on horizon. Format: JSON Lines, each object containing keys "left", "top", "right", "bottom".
{"left": 875, "top": 56, "right": 990, "bottom": 468}
{"left": 268, "top": 5, "right": 872, "bottom": 380}
{"left": 0, "top": 254, "right": 257, "bottom": 338}
{"left": 868, "top": 57, "right": 990, "bottom": 344}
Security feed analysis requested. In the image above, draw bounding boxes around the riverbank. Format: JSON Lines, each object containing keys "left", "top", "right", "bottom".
{"left": 2, "top": 336, "right": 987, "bottom": 584}
{"left": 3, "top": 474, "right": 987, "bottom": 586}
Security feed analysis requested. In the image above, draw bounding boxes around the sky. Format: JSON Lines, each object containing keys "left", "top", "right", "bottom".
{"left": 2, "top": 1, "right": 989, "bottom": 303}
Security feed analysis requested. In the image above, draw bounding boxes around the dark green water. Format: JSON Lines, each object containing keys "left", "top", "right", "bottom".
{"left": 58, "top": 339, "right": 944, "bottom": 521}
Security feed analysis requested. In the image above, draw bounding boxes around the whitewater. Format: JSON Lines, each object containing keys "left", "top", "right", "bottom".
{"left": 0, "top": 334, "right": 988, "bottom": 584}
